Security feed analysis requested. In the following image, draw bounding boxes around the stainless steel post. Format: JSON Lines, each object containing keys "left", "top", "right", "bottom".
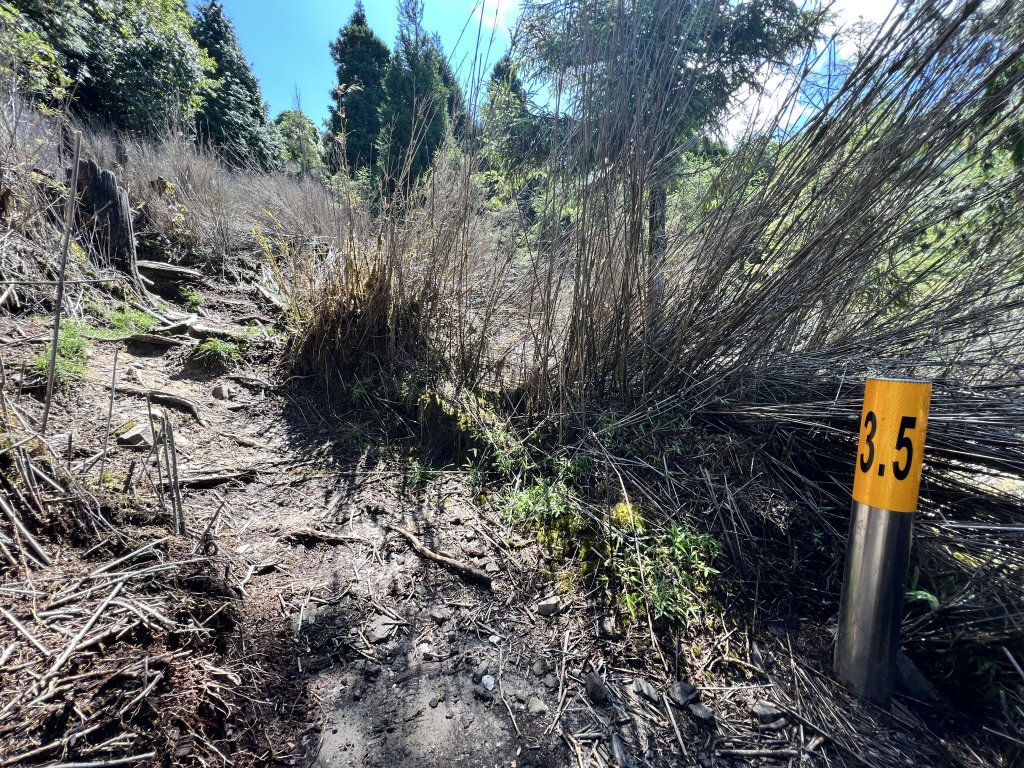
{"left": 834, "top": 378, "right": 931, "bottom": 705}
{"left": 834, "top": 501, "right": 914, "bottom": 703}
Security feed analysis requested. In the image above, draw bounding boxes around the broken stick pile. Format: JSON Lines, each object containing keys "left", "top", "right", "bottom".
{"left": 0, "top": 374, "right": 246, "bottom": 766}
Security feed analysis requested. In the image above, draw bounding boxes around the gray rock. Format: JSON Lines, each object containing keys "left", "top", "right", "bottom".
{"left": 585, "top": 671, "right": 610, "bottom": 705}
{"left": 751, "top": 699, "right": 783, "bottom": 723}
{"left": 212, "top": 383, "right": 233, "bottom": 400}
{"left": 429, "top": 697, "right": 439, "bottom": 709}
{"left": 632, "top": 677, "right": 660, "bottom": 705}
{"left": 537, "top": 595, "right": 561, "bottom": 617}
{"left": 597, "top": 615, "right": 618, "bottom": 637}
{"left": 484, "top": 560, "right": 500, "bottom": 574}
{"left": 543, "top": 673, "right": 559, "bottom": 690}
{"left": 365, "top": 615, "right": 391, "bottom": 644}
{"left": 481, "top": 674, "right": 495, "bottom": 691}
{"left": 688, "top": 702, "right": 716, "bottom": 724}
{"left": 472, "top": 660, "right": 490, "bottom": 683}
{"left": 527, "top": 696, "right": 548, "bottom": 715}
{"left": 117, "top": 424, "right": 153, "bottom": 449}
{"left": 895, "top": 651, "right": 941, "bottom": 705}
{"left": 668, "top": 681, "right": 699, "bottom": 707}
{"left": 429, "top": 605, "right": 451, "bottom": 623}
{"left": 531, "top": 659, "right": 550, "bottom": 677}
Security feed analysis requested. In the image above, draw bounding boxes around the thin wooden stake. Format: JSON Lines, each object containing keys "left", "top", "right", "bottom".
{"left": 97, "top": 349, "right": 119, "bottom": 487}
{"left": 41, "top": 131, "right": 82, "bottom": 435}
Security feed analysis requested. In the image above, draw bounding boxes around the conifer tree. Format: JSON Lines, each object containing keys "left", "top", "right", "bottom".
{"left": 13, "top": 0, "right": 214, "bottom": 138}
{"left": 275, "top": 109, "right": 325, "bottom": 177}
{"left": 376, "top": 0, "right": 448, "bottom": 192}
{"left": 326, "top": 1, "right": 390, "bottom": 174}
{"left": 193, "top": 0, "right": 282, "bottom": 170}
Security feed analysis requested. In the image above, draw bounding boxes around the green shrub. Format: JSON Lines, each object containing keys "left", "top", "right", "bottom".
{"left": 179, "top": 286, "right": 204, "bottom": 310}
{"left": 30, "top": 320, "right": 90, "bottom": 387}
{"left": 189, "top": 338, "right": 242, "bottom": 371}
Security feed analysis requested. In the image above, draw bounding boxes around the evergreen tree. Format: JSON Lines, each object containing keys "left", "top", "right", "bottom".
{"left": 326, "top": 1, "right": 390, "bottom": 174}
{"left": 13, "top": 0, "right": 215, "bottom": 138}
{"left": 436, "top": 44, "right": 467, "bottom": 142}
{"left": 193, "top": 0, "right": 282, "bottom": 170}
{"left": 275, "top": 109, "right": 325, "bottom": 177}
{"left": 376, "top": 0, "right": 448, "bottom": 192}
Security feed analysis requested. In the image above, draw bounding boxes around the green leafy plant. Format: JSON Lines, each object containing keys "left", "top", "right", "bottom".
{"left": 30, "top": 320, "right": 90, "bottom": 387}
{"left": 606, "top": 523, "right": 722, "bottom": 625}
{"left": 189, "top": 338, "right": 242, "bottom": 371}
{"left": 93, "top": 305, "right": 158, "bottom": 338}
{"left": 179, "top": 286, "right": 204, "bottom": 310}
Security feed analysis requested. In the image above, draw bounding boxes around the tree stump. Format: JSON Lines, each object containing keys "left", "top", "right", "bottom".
{"left": 75, "top": 159, "right": 142, "bottom": 287}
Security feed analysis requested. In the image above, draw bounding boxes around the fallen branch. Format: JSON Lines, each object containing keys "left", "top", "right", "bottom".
{"left": 169, "top": 467, "right": 257, "bottom": 489}
{"left": 385, "top": 523, "right": 492, "bottom": 589}
{"left": 88, "top": 332, "right": 191, "bottom": 347}
{"left": 279, "top": 527, "right": 362, "bottom": 546}
{"left": 111, "top": 384, "right": 207, "bottom": 426}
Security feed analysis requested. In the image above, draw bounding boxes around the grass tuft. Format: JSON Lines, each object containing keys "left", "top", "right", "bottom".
{"left": 189, "top": 338, "right": 243, "bottom": 371}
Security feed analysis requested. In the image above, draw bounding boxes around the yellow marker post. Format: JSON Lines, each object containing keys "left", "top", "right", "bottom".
{"left": 835, "top": 378, "right": 931, "bottom": 704}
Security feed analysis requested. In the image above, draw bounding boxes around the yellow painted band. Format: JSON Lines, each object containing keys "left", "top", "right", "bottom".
{"left": 851, "top": 378, "right": 931, "bottom": 513}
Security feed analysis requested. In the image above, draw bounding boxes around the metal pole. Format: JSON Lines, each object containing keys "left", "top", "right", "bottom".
{"left": 834, "top": 378, "right": 931, "bottom": 705}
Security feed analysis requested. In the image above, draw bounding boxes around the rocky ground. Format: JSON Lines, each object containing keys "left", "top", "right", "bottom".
{"left": 2, "top": 277, "right": 979, "bottom": 768}
{"left": 2, "top": 282, "right": 736, "bottom": 768}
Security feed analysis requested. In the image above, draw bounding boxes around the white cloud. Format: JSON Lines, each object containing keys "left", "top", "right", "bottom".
{"left": 472, "top": 0, "right": 520, "bottom": 30}
{"left": 722, "top": 1, "right": 900, "bottom": 145}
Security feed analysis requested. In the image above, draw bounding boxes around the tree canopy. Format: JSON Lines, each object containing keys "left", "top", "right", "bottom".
{"left": 275, "top": 109, "right": 325, "bottom": 177}
{"left": 376, "top": 0, "right": 449, "bottom": 192}
{"left": 193, "top": 0, "right": 282, "bottom": 170}
{"left": 13, "top": 0, "right": 216, "bottom": 137}
{"left": 326, "top": 1, "right": 391, "bottom": 174}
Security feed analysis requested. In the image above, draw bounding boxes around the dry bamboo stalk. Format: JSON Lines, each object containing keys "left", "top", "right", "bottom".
{"left": 97, "top": 348, "right": 119, "bottom": 486}
{"left": 41, "top": 130, "right": 82, "bottom": 435}
{"left": 0, "top": 495, "right": 51, "bottom": 567}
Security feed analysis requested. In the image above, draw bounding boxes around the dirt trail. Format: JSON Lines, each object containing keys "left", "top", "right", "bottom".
{"left": 15, "top": 283, "right": 703, "bottom": 767}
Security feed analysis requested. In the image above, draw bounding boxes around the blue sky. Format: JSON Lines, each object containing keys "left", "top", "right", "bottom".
{"left": 189, "top": 1, "right": 520, "bottom": 129}
{"left": 189, "top": 0, "right": 895, "bottom": 135}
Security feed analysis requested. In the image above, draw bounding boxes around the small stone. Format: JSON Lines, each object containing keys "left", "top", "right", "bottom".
{"left": 537, "top": 595, "right": 561, "bottom": 617}
{"left": 212, "top": 383, "right": 233, "bottom": 400}
{"left": 481, "top": 675, "right": 496, "bottom": 691}
{"left": 484, "top": 560, "right": 500, "bottom": 574}
{"left": 531, "top": 659, "right": 550, "bottom": 677}
{"left": 597, "top": 615, "right": 618, "bottom": 637}
{"left": 668, "top": 681, "right": 699, "bottom": 707}
{"left": 543, "top": 673, "right": 558, "bottom": 690}
{"left": 116, "top": 424, "right": 153, "bottom": 449}
{"left": 759, "top": 717, "right": 788, "bottom": 732}
{"left": 585, "top": 671, "right": 610, "bottom": 705}
{"left": 526, "top": 696, "right": 548, "bottom": 715}
{"left": 366, "top": 615, "right": 391, "bottom": 644}
{"left": 429, "top": 697, "right": 439, "bottom": 709}
{"left": 632, "top": 677, "right": 660, "bottom": 705}
{"left": 464, "top": 543, "right": 485, "bottom": 558}
{"left": 688, "top": 702, "right": 716, "bottom": 724}
{"left": 429, "top": 605, "right": 451, "bottom": 623}
{"left": 751, "top": 699, "right": 783, "bottom": 723}
{"left": 472, "top": 660, "right": 490, "bottom": 683}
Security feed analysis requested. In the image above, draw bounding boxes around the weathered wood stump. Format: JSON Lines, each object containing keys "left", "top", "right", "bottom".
{"left": 75, "top": 159, "right": 142, "bottom": 287}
